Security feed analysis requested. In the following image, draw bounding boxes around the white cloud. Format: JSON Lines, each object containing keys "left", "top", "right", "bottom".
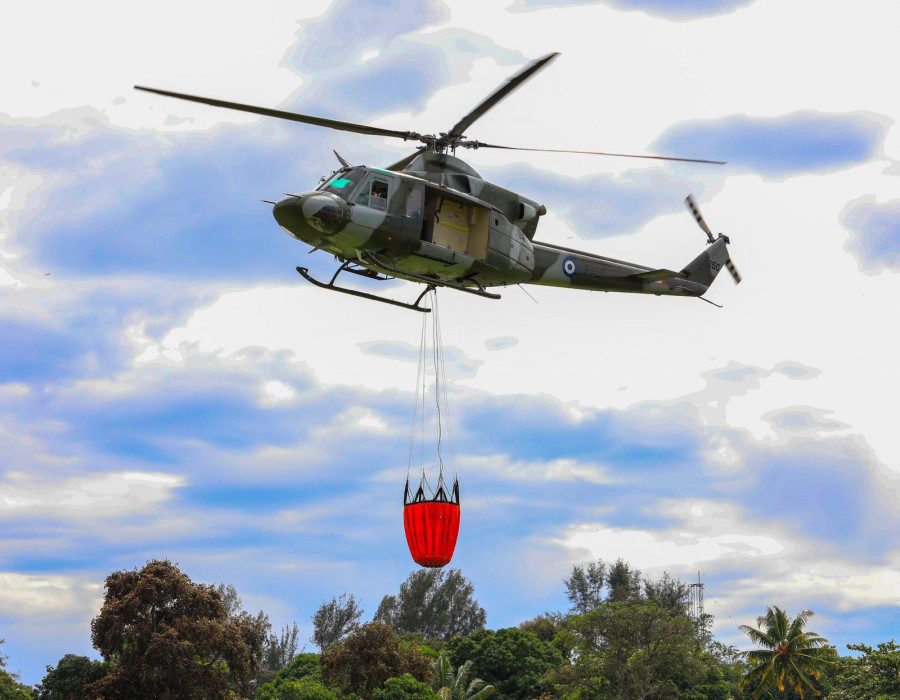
{"left": 557, "top": 500, "right": 787, "bottom": 572}
{"left": 463, "top": 454, "right": 619, "bottom": 485}
{"left": 0, "top": 572, "right": 102, "bottom": 619}
{"left": 0, "top": 470, "right": 184, "bottom": 518}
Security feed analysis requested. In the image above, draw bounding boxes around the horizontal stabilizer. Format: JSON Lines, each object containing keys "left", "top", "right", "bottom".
{"left": 631, "top": 269, "right": 682, "bottom": 282}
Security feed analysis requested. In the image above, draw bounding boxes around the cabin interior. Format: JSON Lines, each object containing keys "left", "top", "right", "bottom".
{"left": 422, "top": 195, "right": 490, "bottom": 260}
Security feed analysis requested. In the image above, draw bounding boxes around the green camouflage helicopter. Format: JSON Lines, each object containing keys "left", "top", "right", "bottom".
{"left": 136, "top": 53, "right": 740, "bottom": 312}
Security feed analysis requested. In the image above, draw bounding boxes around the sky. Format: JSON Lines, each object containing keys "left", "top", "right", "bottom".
{"left": 2, "top": 0, "right": 899, "bottom": 686}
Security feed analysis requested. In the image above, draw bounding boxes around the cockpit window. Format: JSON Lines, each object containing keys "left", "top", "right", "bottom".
{"left": 318, "top": 167, "right": 366, "bottom": 199}
{"left": 352, "top": 176, "right": 390, "bottom": 211}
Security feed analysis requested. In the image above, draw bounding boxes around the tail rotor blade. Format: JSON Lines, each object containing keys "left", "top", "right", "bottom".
{"left": 685, "top": 195, "right": 715, "bottom": 243}
{"left": 725, "top": 257, "right": 742, "bottom": 284}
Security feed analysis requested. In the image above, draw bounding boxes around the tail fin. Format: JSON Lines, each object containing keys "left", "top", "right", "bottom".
{"left": 680, "top": 238, "right": 732, "bottom": 290}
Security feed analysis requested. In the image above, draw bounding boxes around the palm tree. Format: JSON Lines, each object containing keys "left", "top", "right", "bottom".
{"left": 739, "top": 606, "right": 838, "bottom": 699}
{"left": 432, "top": 653, "right": 495, "bottom": 700}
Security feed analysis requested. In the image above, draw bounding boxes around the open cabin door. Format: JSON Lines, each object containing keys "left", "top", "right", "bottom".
{"left": 421, "top": 193, "right": 489, "bottom": 261}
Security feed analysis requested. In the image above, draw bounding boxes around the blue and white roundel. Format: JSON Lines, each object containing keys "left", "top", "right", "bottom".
{"left": 562, "top": 257, "right": 577, "bottom": 278}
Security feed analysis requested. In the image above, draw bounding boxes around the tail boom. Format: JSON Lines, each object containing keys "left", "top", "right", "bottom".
{"left": 527, "top": 238, "right": 733, "bottom": 297}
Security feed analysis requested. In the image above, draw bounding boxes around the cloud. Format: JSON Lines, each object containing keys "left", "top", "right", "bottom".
{"left": 485, "top": 336, "right": 518, "bottom": 351}
{"left": 0, "top": 572, "right": 101, "bottom": 619}
{"left": 463, "top": 454, "right": 620, "bottom": 485}
{"left": 1, "top": 108, "right": 314, "bottom": 283}
{"left": 303, "top": 47, "right": 450, "bottom": 117}
{"left": 841, "top": 195, "right": 900, "bottom": 272}
{"left": 652, "top": 111, "right": 889, "bottom": 178}
{"left": 481, "top": 163, "right": 710, "bottom": 238}
{"left": 0, "top": 471, "right": 184, "bottom": 519}
{"left": 359, "top": 340, "right": 483, "bottom": 379}
{"left": 507, "top": 0, "right": 759, "bottom": 21}
{"left": 283, "top": 0, "right": 450, "bottom": 73}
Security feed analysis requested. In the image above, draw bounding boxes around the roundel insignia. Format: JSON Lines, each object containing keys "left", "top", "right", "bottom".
{"left": 562, "top": 256, "right": 577, "bottom": 277}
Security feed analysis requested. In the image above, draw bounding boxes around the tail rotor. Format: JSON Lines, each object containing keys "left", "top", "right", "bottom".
{"left": 684, "top": 195, "right": 742, "bottom": 284}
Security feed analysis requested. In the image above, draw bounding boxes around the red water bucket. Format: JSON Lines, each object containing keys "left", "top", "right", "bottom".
{"left": 403, "top": 499, "right": 461, "bottom": 568}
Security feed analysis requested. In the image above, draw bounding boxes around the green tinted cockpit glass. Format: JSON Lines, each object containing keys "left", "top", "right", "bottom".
{"left": 318, "top": 167, "right": 365, "bottom": 199}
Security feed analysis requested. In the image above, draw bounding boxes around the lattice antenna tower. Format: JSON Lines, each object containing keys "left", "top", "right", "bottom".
{"left": 687, "top": 571, "right": 705, "bottom": 624}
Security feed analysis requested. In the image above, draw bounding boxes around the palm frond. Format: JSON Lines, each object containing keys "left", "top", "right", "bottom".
{"left": 739, "top": 625, "right": 777, "bottom": 650}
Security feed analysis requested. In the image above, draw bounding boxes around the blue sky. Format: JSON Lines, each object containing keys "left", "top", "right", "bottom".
{"left": 2, "top": 0, "right": 900, "bottom": 686}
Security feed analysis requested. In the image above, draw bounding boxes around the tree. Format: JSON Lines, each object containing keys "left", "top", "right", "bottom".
{"left": 216, "top": 582, "right": 247, "bottom": 621}
{"left": 605, "top": 559, "right": 642, "bottom": 604}
{"left": 738, "top": 606, "right": 837, "bottom": 699}
{"left": 564, "top": 558, "right": 644, "bottom": 613}
{"left": 373, "top": 674, "right": 439, "bottom": 700}
{"left": 256, "top": 677, "right": 337, "bottom": 700}
{"left": 518, "top": 613, "right": 567, "bottom": 643}
{"left": 564, "top": 560, "right": 606, "bottom": 614}
{"left": 34, "top": 654, "right": 110, "bottom": 700}
{"left": 87, "top": 559, "right": 267, "bottom": 699}
{"left": 432, "top": 654, "right": 494, "bottom": 700}
{"left": 312, "top": 594, "right": 364, "bottom": 651}
{"left": 446, "top": 628, "right": 563, "bottom": 700}
{"left": 374, "top": 570, "right": 486, "bottom": 641}
{"left": 831, "top": 640, "right": 900, "bottom": 700}
{"left": 215, "top": 581, "right": 297, "bottom": 688}
{"left": 264, "top": 623, "right": 302, "bottom": 673}
{"left": 255, "top": 653, "right": 323, "bottom": 700}
{"left": 0, "top": 669, "right": 32, "bottom": 700}
{"left": 566, "top": 601, "right": 708, "bottom": 700}
{"left": 643, "top": 572, "right": 689, "bottom": 617}
{"left": 0, "top": 639, "right": 32, "bottom": 700}
{"left": 320, "top": 622, "right": 432, "bottom": 699}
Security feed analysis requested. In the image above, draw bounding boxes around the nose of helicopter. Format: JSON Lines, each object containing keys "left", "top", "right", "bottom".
{"left": 273, "top": 193, "right": 350, "bottom": 239}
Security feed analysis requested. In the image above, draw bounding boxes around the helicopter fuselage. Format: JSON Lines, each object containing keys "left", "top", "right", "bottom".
{"left": 274, "top": 154, "right": 541, "bottom": 290}
{"left": 273, "top": 153, "right": 718, "bottom": 301}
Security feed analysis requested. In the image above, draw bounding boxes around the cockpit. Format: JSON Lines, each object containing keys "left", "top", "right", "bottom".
{"left": 317, "top": 167, "right": 367, "bottom": 199}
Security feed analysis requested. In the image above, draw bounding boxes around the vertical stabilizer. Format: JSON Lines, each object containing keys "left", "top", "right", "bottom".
{"left": 681, "top": 238, "right": 732, "bottom": 290}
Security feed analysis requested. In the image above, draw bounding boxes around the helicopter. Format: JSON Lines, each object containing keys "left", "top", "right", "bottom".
{"left": 135, "top": 53, "right": 741, "bottom": 312}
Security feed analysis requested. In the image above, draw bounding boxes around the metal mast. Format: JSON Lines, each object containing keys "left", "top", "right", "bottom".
{"left": 687, "top": 572, "right": 705, "bottom": 624}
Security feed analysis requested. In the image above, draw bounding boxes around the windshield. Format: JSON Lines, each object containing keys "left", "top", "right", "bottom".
{"left": 318, "top": 167, "right": 366, "bottom": 200}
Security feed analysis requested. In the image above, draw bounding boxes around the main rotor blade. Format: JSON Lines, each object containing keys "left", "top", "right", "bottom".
{"left": 134, "top": 85, "right": 421, "bottom": 141}
{"left": 470, "top": 142, "right": 726, "bottom": 165}
{"left": 448, "top": 52, "right": 560, "bottom": 139}
{"left": 685, "top": 194, "right": 716, "bottom": 241}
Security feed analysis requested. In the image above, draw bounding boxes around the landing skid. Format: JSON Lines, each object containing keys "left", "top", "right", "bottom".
{"left": 296, "top": 264, "right": 435, "bottom": 313}
{"left": 359, "top": 250, "right": 501, "bottom": 300}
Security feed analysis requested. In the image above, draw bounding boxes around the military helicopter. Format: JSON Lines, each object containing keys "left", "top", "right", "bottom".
{"left": 135, "top": 53, "right": 740, "bottom": 312}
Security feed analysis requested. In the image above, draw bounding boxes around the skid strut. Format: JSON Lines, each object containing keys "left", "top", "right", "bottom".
{"left": 296, "top": 264, "right": 435, "bottom": 312}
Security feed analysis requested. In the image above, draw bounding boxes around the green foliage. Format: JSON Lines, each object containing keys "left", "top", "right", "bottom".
{"left": 256, "top": 653, "right": 324, "bottom": 699}
{"left": 564, "top": 561, "right": 607, "bottom": 614}
{"left": 738, "top": 606, "right": 838, "bottom": 699}
{"left": 642, "top": 572, "right": 689, "bottom": 617}
{"left": 87, "top": 559, "right": 267, "bottom": 699}
{"left": 518, "top": 613, "right": 567, "bottom": 643}
{"left": 604, "top": 559, "right": 642, "bottom": 604}
{"left": 0, "top": 640, "right": 32, "bottom": 700}
{"left": 320, "top": 622, "right": 432, "bottom": 699}
{"left": 831, "top": 640, "right": 900, "bottom": 700}
{"left": 374, "top": 570, "right": 486, "bottom": 642}
{"left": 34, "top": 654, "right": 110, "bottom": 700}
{"left": 446, "top": 627, "right": 563, "bottom": 700}
{"left": 313, "top": 594, "right": 364, "bottom": 651}
{"left": 564, "top": 602, "right": 709, "bottom": 700}
{"left": 256, "top": 676, "right": 339, "bottom": 700}
{"left": 565, "top": 559, "right": 689, "bottom": 616}
{"left": 0, "top": 668, "right": 33, "bottom": 700}
{"left": 432, "top": 655, "right": 494, "bottom": 700}
{"left": 373, "top": 674, "right": 439, "bottom": 700}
